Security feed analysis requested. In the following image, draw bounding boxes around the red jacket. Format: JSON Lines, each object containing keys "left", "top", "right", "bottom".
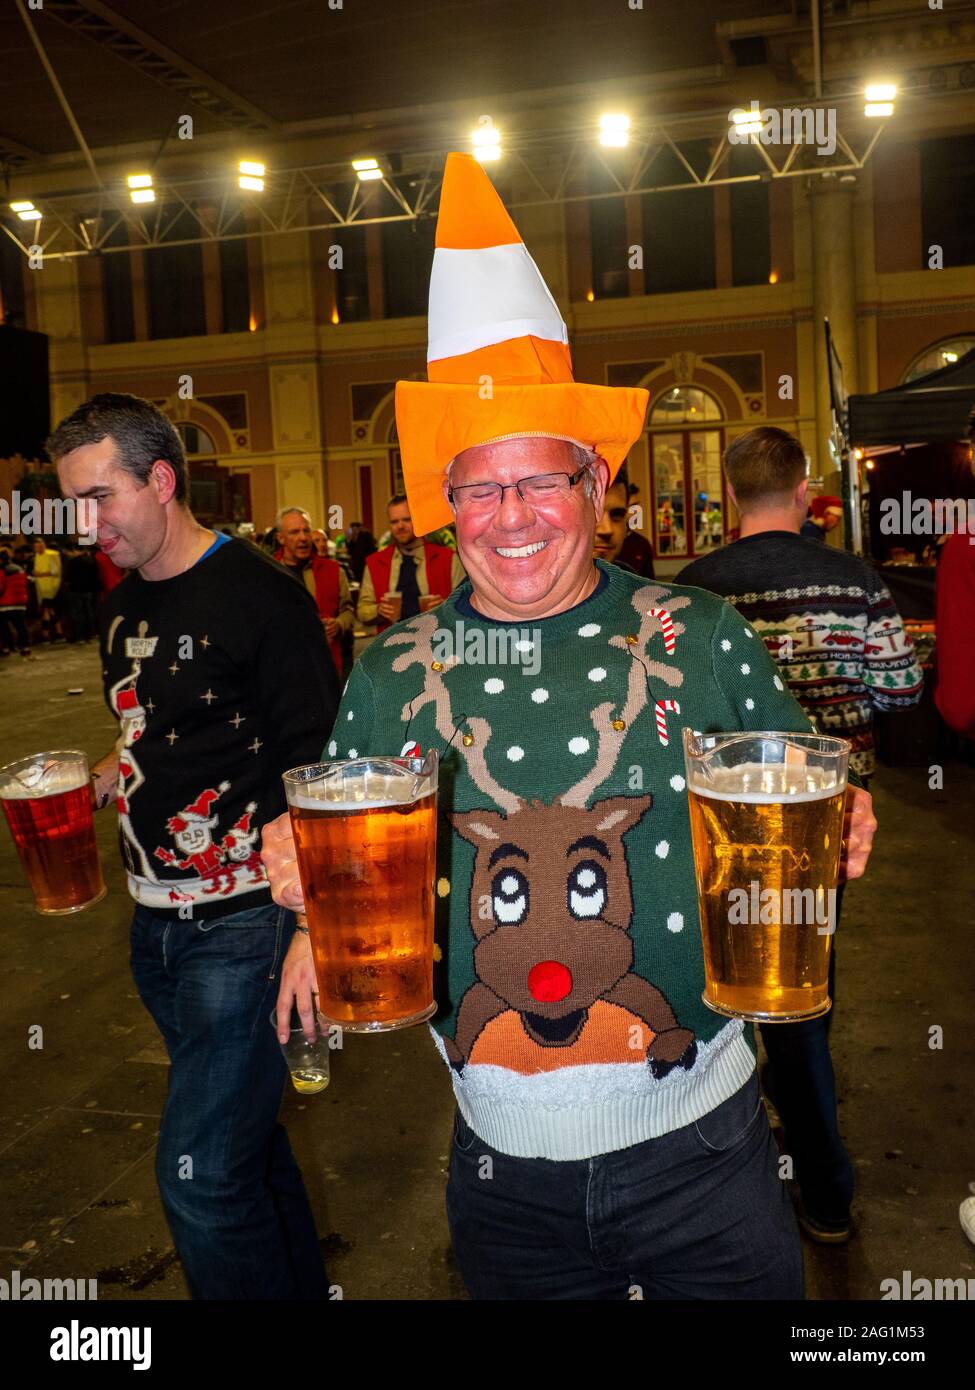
{"left": 0, "top": 566, "right": 29, "bottom": 608}
{"left": 935, "top": 532, "right": 975, "bottom": 739}
{"left": 275, "top": 551, "right": 344, "bottom": 670}
{"left": 366, "top": 542, "right": 455, "bottom": 632}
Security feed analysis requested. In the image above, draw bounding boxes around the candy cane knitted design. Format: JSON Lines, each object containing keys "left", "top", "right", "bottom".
{"left": 327, "top": 560, "right": 819, "bottom": 1160}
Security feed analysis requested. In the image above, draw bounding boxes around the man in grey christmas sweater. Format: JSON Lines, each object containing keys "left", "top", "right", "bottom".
{"left": 261, "top": 153, "right": 877, "bottom": 1300}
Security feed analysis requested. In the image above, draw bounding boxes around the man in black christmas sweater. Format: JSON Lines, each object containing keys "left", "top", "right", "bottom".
{"left": 50, "top": 393, "right": 340, "bottom": 1300}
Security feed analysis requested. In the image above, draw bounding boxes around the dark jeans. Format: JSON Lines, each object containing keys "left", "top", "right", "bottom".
{"left": 67, "top": 591, "right": 97, "bottom": 641}
{"left": 759, "top": 882, "right": 855, "bottom": 1223}
{"left": 130, "top": 901, "right": 330, "bottom": 1300}
{"left": 0, "top": 610, "right": 29, "bottom": 653}
{"left": 446, "top": 1073, "right": 803, "bottom": 1300}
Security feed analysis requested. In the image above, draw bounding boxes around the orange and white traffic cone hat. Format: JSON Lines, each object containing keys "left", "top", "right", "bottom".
{"left": 395, "top": 152, "right": 649, "bottom": 536}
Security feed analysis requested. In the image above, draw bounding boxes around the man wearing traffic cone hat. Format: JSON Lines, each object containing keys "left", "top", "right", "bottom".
{"left": 262, "top": 153, "right": 878, "bottom": 1300}
{"left": 396, "top": 151, "right": 648, "bottom": 544}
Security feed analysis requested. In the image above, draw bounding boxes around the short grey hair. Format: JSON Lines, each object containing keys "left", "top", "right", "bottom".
{"left": 276, "top": 506, "right": 312, "bottom": 529}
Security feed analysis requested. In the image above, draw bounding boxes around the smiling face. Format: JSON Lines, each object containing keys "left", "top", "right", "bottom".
{"left": 446, "top": 437, "right": 608, "bottom": 620}
{"left": 57, "top": 436, "right": 171, "bottom": 571}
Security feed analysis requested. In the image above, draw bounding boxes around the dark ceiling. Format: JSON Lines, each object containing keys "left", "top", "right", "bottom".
{"left": 0, "top": 0, "right": 792, "bottom": 163}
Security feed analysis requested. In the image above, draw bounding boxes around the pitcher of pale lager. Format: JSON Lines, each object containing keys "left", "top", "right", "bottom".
{"left": 683, "top": 730, "right": 850, "bottom": 1023}
{"left": 283, "top": 751, "right": 438, "bottom": 1032}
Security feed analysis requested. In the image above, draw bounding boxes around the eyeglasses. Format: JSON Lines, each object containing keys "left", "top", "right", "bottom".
{"left": 447, "top": 465, "right": 590, "bottom": 514}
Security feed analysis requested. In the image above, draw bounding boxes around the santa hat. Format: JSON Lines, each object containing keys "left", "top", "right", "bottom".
{"left": 228, "top": 802, "right": 257, "bottom": 834}
{"left": 166, "top": 781, "right": 230, "bottom": 833}
{"left": 811, "top": 495, "right": 842, "bottom": 519}
{"left": 394, "top": 153, "right": 649, "bottom": 536}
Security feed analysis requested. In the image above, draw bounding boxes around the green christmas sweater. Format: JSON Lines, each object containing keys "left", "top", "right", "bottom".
{"left": 328, "top": 561, "right": 821, "bottom": 1160}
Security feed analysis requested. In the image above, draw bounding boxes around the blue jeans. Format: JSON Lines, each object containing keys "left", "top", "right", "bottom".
{"left": 130, "top": 902, "right": 330, "bottom": 1300}
{"left": 445, "top": 1074, "right": 803, "bottom": 1300}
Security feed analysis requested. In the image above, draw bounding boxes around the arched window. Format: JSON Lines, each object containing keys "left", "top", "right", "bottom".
{"left": 173, "top": 420, "right": 249, "bottom": 527}
{"left": 174, "top": 421, "right": 217, "bottom": 456}
{"left": 647, "top": 386, "right": 726, "bottom": 559}
{"left": 902, "top": 337, "right": 975, "bottom": 383}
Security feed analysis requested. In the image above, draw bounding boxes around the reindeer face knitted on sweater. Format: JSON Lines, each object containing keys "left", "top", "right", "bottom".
{"left": 387, "top": 590, "right": 696, "bottom": 1080}
{"left": 328, "top": 563, "right": 818, "bottom": 1160}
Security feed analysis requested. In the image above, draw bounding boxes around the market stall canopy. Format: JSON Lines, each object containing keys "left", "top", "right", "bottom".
{"left": 848, "top": 348, "right": 975, "bottom": 445}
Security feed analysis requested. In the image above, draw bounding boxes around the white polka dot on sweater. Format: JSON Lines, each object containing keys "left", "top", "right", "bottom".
{"left": 667, "top": 912, "right": 684, "bottom": 933}
{"left": 744, "top": 628, "right": 754, "bottom": 638}
{"left": 484, "top": 678, "right": 504, "bottom": 694}
{"left": 531, "top": 688, "right": 549, "bottom": 703}
{"left": 588, "top": 667, "right": 607, "bottom": 682}
{"left": 506, "top": 746, "right": 525, "bottom": 762}
{"left": 327, "top": 740, "right": 337, "bottom": 756}
{"left": 655, "top": 840, "right": 669, "bottom": 859}
{"left": 740, "top": 663, "right": 750, "bottom": 675}
{"left": 773, "top": 675, "right": 784, "bottom": 691}
{"left": 745, "top": 698, "right": 755, "bottom": 711}
{"left": 578, "top": 623, "right": 601, "bottom": 637}
{"left": 568, "top": 737, "right": 591, "bottom": 755}
{"left": 347, "top": 710, "right": 354, "bottom": 720}
{"left": 720, "top": 638, "right": 732, "bottom": 651}
{"left": 348, "top": 748, "right": 358, "bottom": 758}
{"left": 514, "top": 640, "right": 534, "bottom": 653}
{"left": 670, "top": 774, "right": 686, "bottom": 792}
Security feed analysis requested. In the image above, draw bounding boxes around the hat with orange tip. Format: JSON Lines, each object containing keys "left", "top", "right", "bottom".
{"left": 394, "top": 153, "right": 649, "bottom": 536}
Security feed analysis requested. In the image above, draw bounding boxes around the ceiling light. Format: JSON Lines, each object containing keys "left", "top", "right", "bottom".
{"left": 865, "top": 83, "right": 896, "bottom": 102}
{"left": 599, "top": 113, "right": 630, "bottom": 148}
{"left": 127, "top": 174, "right": 152, "bottom": 189}
{"left": 17, "top": 207, "right": 42, "bottom": 221}
{"left": 9, "top": 200, "right": 34, "bottom": 212}
{"left": 352, "top": 157, "right": 383, "bottom": 182}
{"left": 731, "top": 105, "right": 764, "bottom": 135}
{"left": 864, "top": 102, "right": 894, "bottom": 118}
{"left": 472, "top": 122, "right": 501, "bottom": 163}
{"left": 130, "top": 189, "right": 155, "bottom": 204}
{"left": 238, "top": 160, "right": 265, "bottom": 191}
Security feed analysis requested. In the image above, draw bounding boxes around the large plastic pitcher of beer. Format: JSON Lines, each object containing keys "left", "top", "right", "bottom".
{"left": 683, "top": 730, "right": 849, "bottom": 1023}
{"left": 0, "top": 750, "right": 107, "bottom": 915}
{"left": 283, "top": 751, "right": 438, "bottom": 1032}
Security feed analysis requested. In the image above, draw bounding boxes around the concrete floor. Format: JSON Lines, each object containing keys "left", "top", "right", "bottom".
{"left": 1, "top": 640, "right": 973, "bottom": 1301}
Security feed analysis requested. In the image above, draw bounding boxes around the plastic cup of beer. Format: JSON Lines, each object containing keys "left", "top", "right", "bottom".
{"left": 283, "top": 751, "right": 438, "bottom": 1032}
{"left": 383, "top": 591, "right": 403, "bottom": 623}
{"left": 270, "top": 1006, "right": 331, "bottom": 1094}
{"left": 0, "top": 750, "right": 107, "bottom": 915}
{"left": 683, "top": 730, "right": 850, "bottom": 1023}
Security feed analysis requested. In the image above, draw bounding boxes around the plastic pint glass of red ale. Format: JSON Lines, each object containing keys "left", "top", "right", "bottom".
{"left": 0, "top": 750, "right": 107, "bottom": 915}
{"left": 284, "top": 751, "right": 438, "bottom": 1032}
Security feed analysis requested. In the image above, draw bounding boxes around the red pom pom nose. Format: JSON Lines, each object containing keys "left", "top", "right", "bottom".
{"left": 527, "top": 960, "right": 573, "bottom": 1003}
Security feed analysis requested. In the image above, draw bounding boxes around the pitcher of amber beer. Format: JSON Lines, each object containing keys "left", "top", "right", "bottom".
{"left": 283, "top": 751, "right": 438, "bottom": 1031}
{"left": 0, "top": 750, "right": 107, "bottom": 915}
{"left": 683, "top": 730, "right": 849, "bottom": 1023}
